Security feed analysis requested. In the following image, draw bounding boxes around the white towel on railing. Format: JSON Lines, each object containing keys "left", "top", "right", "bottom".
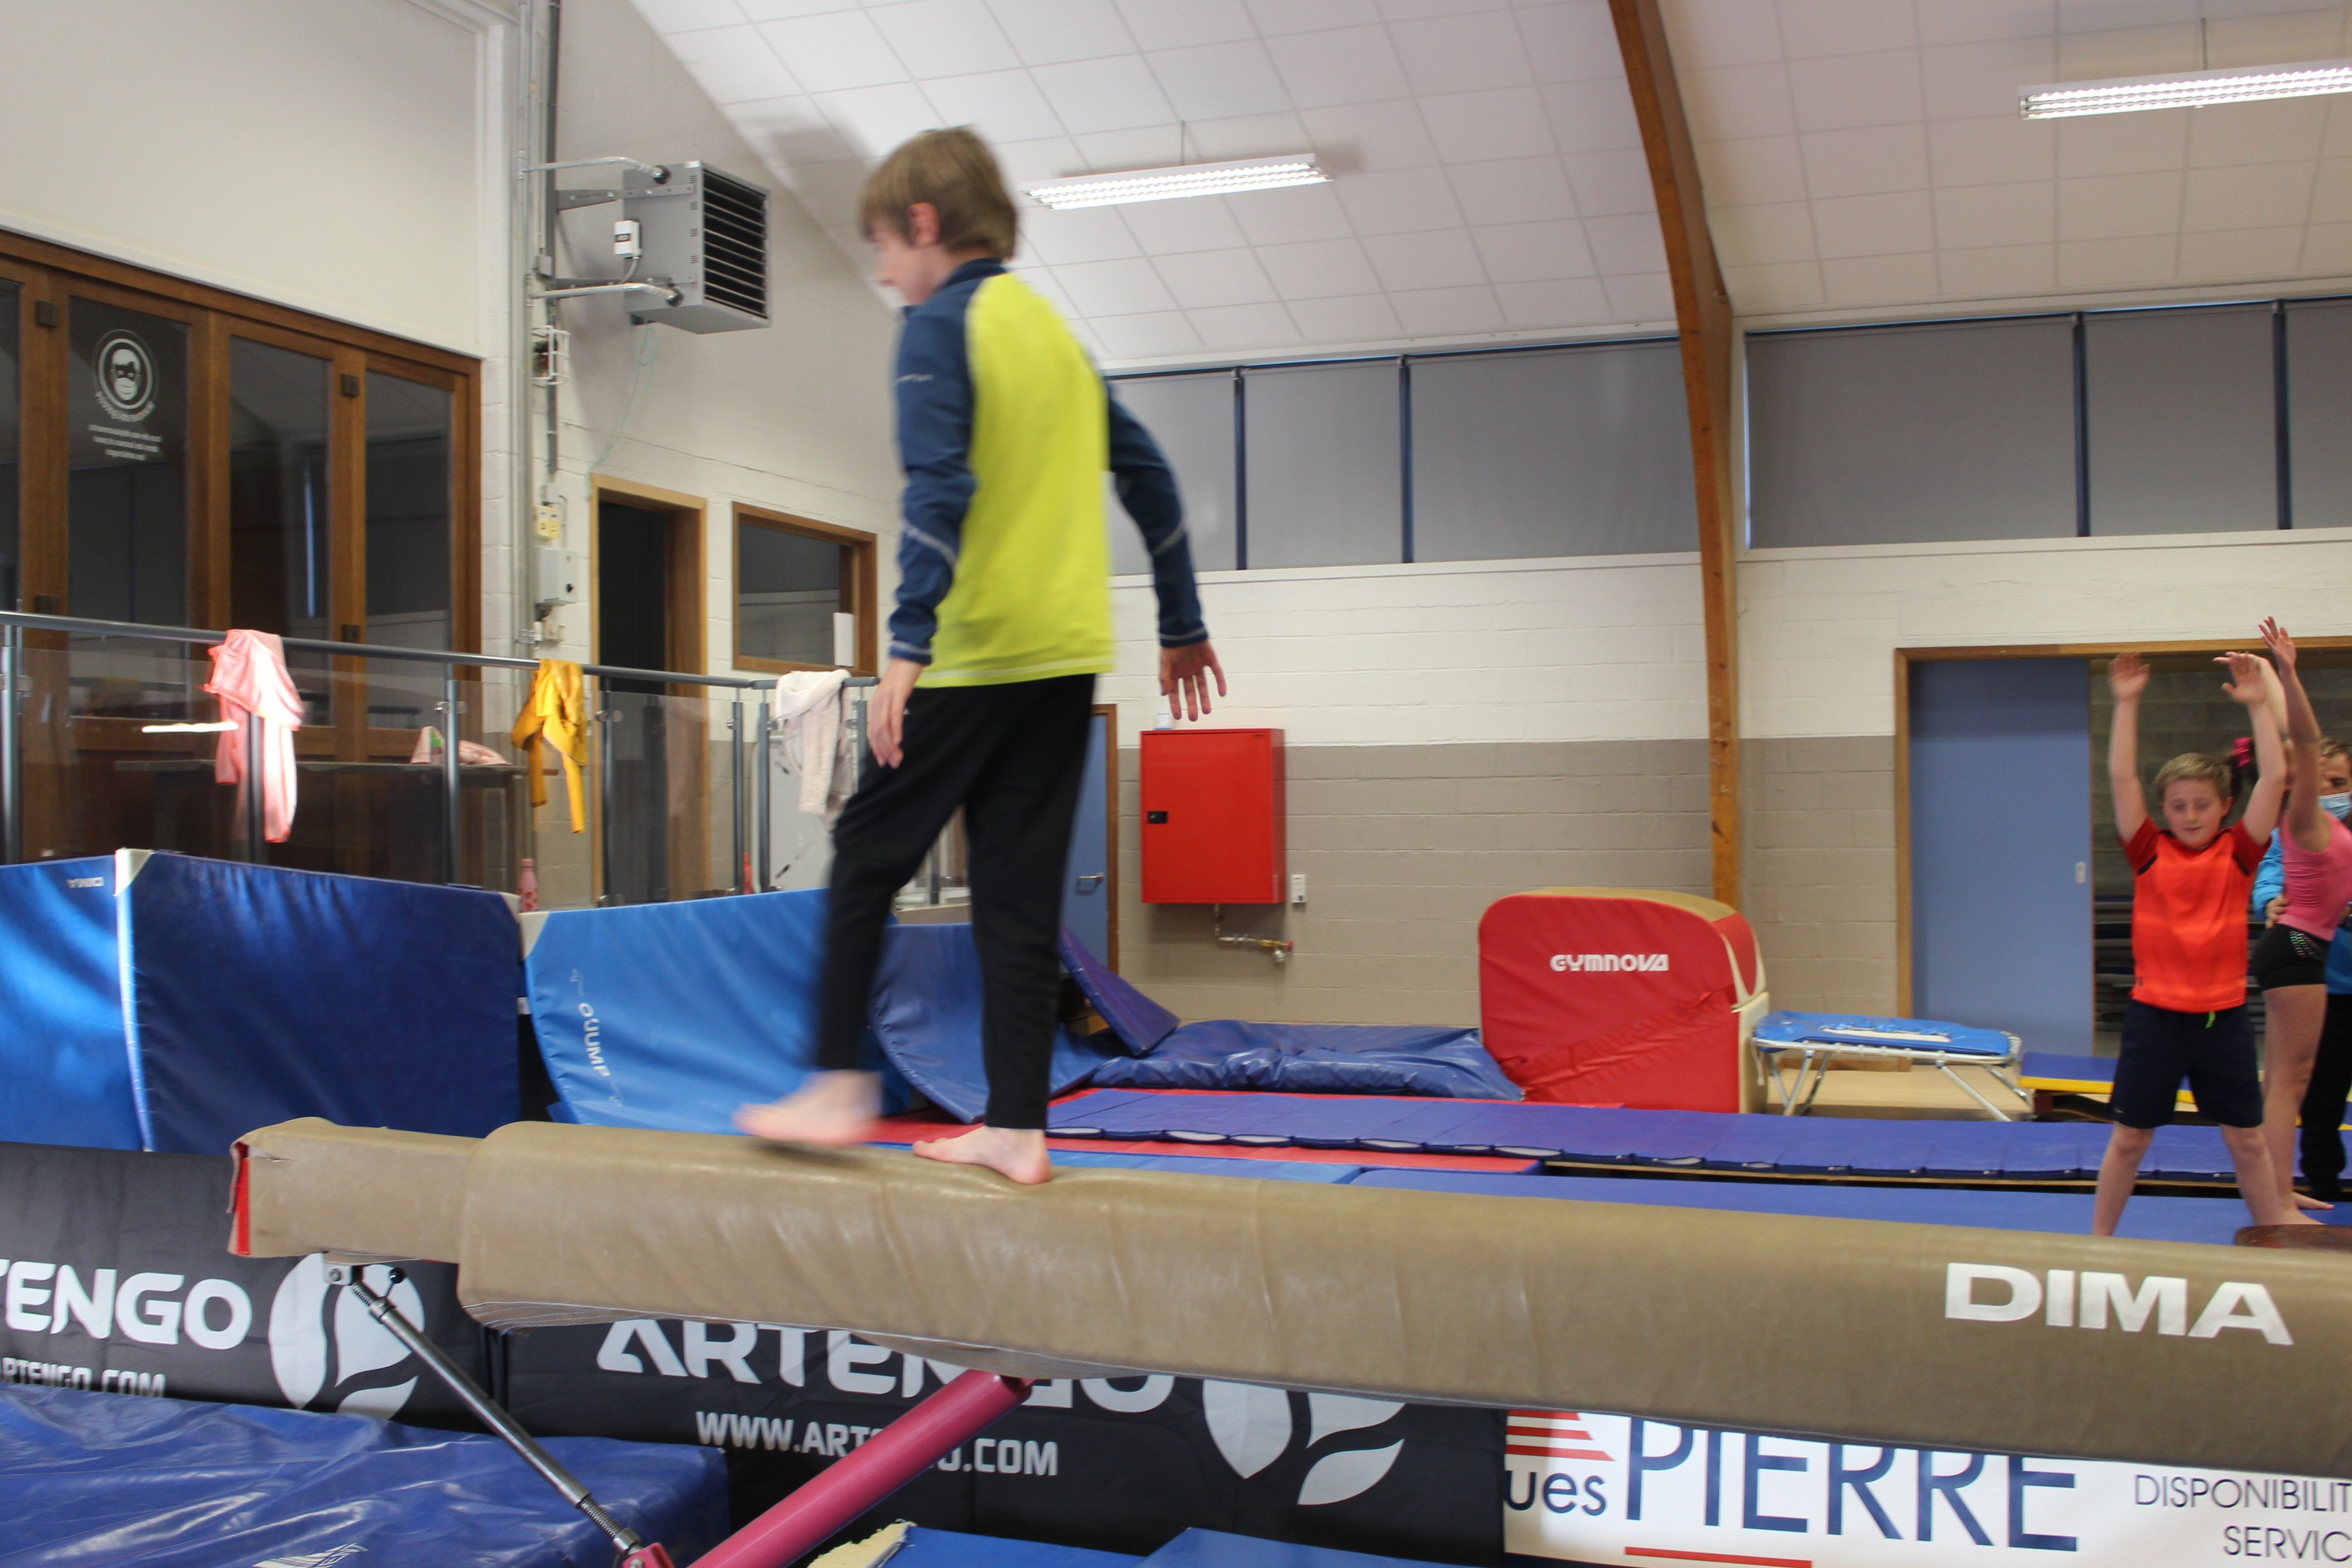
{"left": 773, "top": 671, "right": 855, "bottom": 824}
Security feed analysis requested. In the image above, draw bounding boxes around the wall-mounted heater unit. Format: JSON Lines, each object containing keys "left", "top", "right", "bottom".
{"left": 550, "top": 160, "right": 770, "bottom": 333}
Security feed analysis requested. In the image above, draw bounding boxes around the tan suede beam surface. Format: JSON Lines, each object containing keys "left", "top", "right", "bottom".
{"left": 236, "top": 1119, "right": 2352, "bottom": 1477}
{"left": 234, "top": 1119, "right": 476, "bottom": 1263}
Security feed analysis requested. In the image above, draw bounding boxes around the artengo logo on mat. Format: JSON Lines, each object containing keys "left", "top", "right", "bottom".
{"left": 1944, "top": 1263, "right": 2292, "bottom": 1344}
{"left": 1548, "top": 953, "right": 1669, "bottom": 973}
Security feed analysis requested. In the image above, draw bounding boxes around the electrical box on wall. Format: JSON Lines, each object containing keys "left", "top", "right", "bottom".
{"left": 1140, "top": 728, "right": 1286, "bottom": 904}
{"left": 533, "top": 546, "right": 585, "bottom": 616}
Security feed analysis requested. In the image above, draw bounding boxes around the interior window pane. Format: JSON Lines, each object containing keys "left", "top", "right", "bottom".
{"left": 2288, "top": 299, "right": 2352, "bottom": 529}
{"left": 1106, "top": 374, "right": 1235, "bottom": 575}
{"left": 69, "top": 298, "right": 189, "bottom": 625}
{"left": 0, "top": 282, "right": 17, "bottom": 609}
{"left": 228, "top": 340, "right": 332, "bottom": 718}
{"left": 1414, "top": 342, "right": 1697, "bottom": 561}
{"left": 1746, "top": 316, "right": 2077, "bottom": 548}
{"left": 365, "top": 371, "right": 453, "bottom": 729}
{"left": 738, "top": 520, "right": 843, "bottom": 666}
{"left": 2085, "top": 304, "right": 2274, "bottom": 535}
{"left": 1243, "top": 360, "right": 1401, "bottom": 569}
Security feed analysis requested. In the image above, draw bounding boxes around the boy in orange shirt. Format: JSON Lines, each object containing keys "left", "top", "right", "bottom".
{"left": 2095, "top": 650, "right": 2297, "bottom": 1234}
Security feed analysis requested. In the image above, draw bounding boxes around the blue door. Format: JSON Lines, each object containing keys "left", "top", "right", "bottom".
{"left": 1062, "top": 710, "right": 1112, "bottom": 964}
{"left": 1910, "top": 659, "right": 2093, "bottom": 1054}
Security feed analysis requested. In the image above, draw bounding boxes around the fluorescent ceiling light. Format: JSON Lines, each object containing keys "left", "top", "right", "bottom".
{"left": 2021, "top": 58, "right": 2352, "bottom": 118}
{"left": 1026, "top": 156, "right": 1327, "bottom": 210}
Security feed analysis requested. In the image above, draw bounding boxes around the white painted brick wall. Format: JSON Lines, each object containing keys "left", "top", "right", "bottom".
{"left": 1743, "top": 528, "right": 2352, "bottom": 739}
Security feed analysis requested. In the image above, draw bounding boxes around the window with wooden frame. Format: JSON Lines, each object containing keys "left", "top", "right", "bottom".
{"left": 0, "top": 230, "right": 480, "bottom": 655}
{"left": 732, "top": 504, "right": 876, "bottom": 675}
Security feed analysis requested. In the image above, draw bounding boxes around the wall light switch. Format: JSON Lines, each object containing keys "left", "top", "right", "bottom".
{"left": 1290, "top": 873, "right": 1307, "bottom": 906}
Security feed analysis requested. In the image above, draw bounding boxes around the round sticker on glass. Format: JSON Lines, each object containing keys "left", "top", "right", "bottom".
{"left": 93, "top": 329, "right": 156, "bottom": 423}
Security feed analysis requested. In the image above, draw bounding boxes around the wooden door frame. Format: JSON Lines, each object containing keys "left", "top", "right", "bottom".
{"left": 1893, "top": 637, "right": 2352, "bottom": 1014}
{"left": 729, "top": 501, "right": 879, "bottom": 676}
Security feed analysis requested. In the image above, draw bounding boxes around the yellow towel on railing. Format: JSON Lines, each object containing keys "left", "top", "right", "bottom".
{"left": 510, "top": 659, "right": 588, "bottom": 833}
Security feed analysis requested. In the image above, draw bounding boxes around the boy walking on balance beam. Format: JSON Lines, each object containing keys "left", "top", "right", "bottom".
{"left": 738, "top": 129, "right": 1222, "bottom": 1183}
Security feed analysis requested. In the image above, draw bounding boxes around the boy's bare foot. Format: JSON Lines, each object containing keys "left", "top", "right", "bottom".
{"left": 2278, "top": 1209, "right": 2326, "bottom": 1225}
{"left": 2294, "top": 1191, "right": 2335, "bottom": 1211}
{"left": 911, "top": 1126, "right": 1052, "bottom": 1185}
{"left": 735, "top": 1070, "right": 880, "bottom": 1146}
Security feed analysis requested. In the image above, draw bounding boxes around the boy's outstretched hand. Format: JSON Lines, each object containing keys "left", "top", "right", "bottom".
{"left": 2108, "top": 650, "right": 2150, "bottom": 701}
{"left": 2261, "top": 616, "right": 2298, "bottom": 671}
{"left": 2218, "top": 650, "right": 2270, "bottom": 706}
{"left": 1161, "top": 640, "right": 1227, "bottom": 722}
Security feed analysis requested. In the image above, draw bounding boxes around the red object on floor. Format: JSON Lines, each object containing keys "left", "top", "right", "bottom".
{"left": 693, "top": 1370, "right": 1029, "bottom": 1568}
{"left": 1477, "top": 889, "right": 1768, "bottom": 1112}
{"left": 867, "top": 1117, "right": 1545, "bottom": 1173}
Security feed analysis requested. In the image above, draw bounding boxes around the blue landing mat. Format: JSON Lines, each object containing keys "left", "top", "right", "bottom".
{"left": 1141, "top": 1529, "right": 1462, "bottom": 1568}
{"left": 861, "top": 1144, "right": 1366, "bottom": 1183}
{"left": 1044, "top": 1089, "right": 2271, "bottom": 1183}
{"left": 1349, "top": 1170, "right": 2254, "bottom": 1246}
{"left": 893, "top": 1526, "right": 1139, "bottom": 1567}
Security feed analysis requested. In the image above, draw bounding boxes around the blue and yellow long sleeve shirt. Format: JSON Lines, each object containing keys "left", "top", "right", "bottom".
{"left": 888, "top": 258, "right": 1207, "bottom": 687}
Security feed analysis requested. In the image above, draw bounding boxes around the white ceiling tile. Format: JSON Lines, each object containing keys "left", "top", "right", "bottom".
{"left": 1472, "top": 219, "right": 1599, "bottom": 281}
{"left": 628, "top": 0, "right": 750, "bottom": 32}
{"left": 668, "top": 25, "right": 804, "bottom": 103}
{"left": 1390, "top": 11, "right": 1536, "bottom": 96}
{"left": 737, "top": 0, "right": 860, "bottom": 18}
{"left": 1775, "top": 0, "right": 1918, "bottom": 59}
{"left": 1021, "top": 207, "right": 1143, "bottom": 263}
{"left": 1927, "top": 117, "right": 2056, "bottom": 187}
{"left": 2178, "top": 226, "right": 2307, "bottom": 280}
{"left": 2208, "top": 9, "right": 2349, "bottom": 67}
{"left": 1032, "top": 56, "right": 1178, "bottom": 133}
{"left": 1243, "top": 0, "right": 1385, "bottom": 33}
{"left": 1937, "top": 242, "right": 2057, "bottom": 296}
{"left": 1916, "top": 0, "right": 2057, "bottom": 47}
{"left": 1680, "top": 64, "right": 1796, "bottom": 143}
{"left": 1072, "top": 127, "right": 1192, "bottom": 171}
{"left": 1186, "top": 302, "right": 1305, "bottom": 349}
{"left": 1177, "top": 113, "right": 1319, "bottom": 161}
{"left": 1932, "top": 181, "right": 2056, "bottom": 248}
{"left": 1230, "top": 182, "right": 1358, "bottom": 244}
{"left": 2322, "top": 98, "right": 2352, "bottom": 159}
{"left": 2181, "top": 162, "right": 2317, "bottom": 231}
{"left": 2056, "top": 170, "right": 2182, "bottom": 241}
{"left": 989, "top": 135, "right": 1087, "bottom": 188}
{"left": 1583, "top": 210, "right": 1669, "bottom": 272}
{"left": 1362, "top": 228, "right": 1489, "bottom": 290}
{"left": 1146, "top": 42, "right": 1295, "bottom": 122}
{"left": 780, "top": 158, "right": 872, "bottom": 228}
{"left": 2301, "top": 221, "right": 2352, "bottom": 273}
{"left": 1390, "top": 285, "right": 1507, "bottom": 334}
{"left": 1709, "top": 201, "right": 1818, "bottom": 267}
{"left": 1811, "top": 190, "right": 1935, "bottom": 257}
{"left": 1157, "top": 248, "right": 1283, "bottom": 308}
{"left": 2054, "top": 21, "right": 2198, "bottom": 79}
{"left": 1919, "top": 37, "right": 2058, "bottom": 122}
{"left": 2056, "top": 113, "right": 2191, "bottom": 180}
{"left": 987, "top": 0, "right": 1139, "bottom": 66}
{"left": 1693, "top": 134, "right": 1810, "bottom": 205}
{"left": 1054, "top": 257, "right": 1181, "bottom": 314}
{"left": 1448, "top": 156, "right": 1579, "bottom": 224}
{"left": 1419, "top": 87, "right": 1559, "bottom": 162}
{"left": 1494, "top": 276, "right": 1615, "bottom": 327}
{"left": 1561, "top": 148, "right": 1656, "bottom": 216}
{"left": 1785, "top": 52, "right": 1925, "bottom": 134}
{"left": 1115, "top": 196, "right": 1251, "bottom": 253}
{"left": 2186, "top": 99, "right": 2331, "bottom": 170}
{"left": 757, "top": 11, "right": 907, "bottom": 91}
{"left": 1114, "top": 0, "right": 1257, "bottom": 49}
{"left": 1722, "top": 259, "right": 1826, "bottom": 311}
{"left": 868, "top": 1, "right": 1022, "bottom": 77}
{"left": 1600, "top": 272, "right": 1675, "bottom": 320}
{"left": 1516, "top": 3, "right": 1625, "bottom": 84}
{"left": 1799, "top": 124, "right": 1930, "bottom": 197}
{"left": 2056, "top": 234, "right": 2178, "bottom": 288}
{"left": 1287, "top": 292, "right": 1407, "bottom": 342}
{"left": 1540, "top": 79, "right": 1644, "bottom": 153}
{"left": 1090, "top": 310, "right": 1204, "bottom": 359}
{"left": 728, "top": 95, "right": 857, "bottom": 163}
{"left": 1299, "top": 103, "right": 1442, "bottom": 170}
{"left": 1265, "top": 27, "right": 1412, "bottom": 110}
{"left": 1378, "top": 0, "right": 1507, "bottom": 18}
{"left": 921, "top": 71, "right": 1067, "bottom": 143}
{"left": 1819, "top": 251, "right": 1939, "bottom": 301}
{"left": 1664, "top": 0, "right": 1787, "bottom": 69}
{"left": 1257, "top": 237, "right": 1384, "bottom": 297}
{"left": 1335, "top": 166, "right": 1467, "bottom": 234}
{"left": 2314, "top": 158, "right": 2352, "bottom": 223}
{"left": 810, "top": 83, "right": 943, "bottom": 157}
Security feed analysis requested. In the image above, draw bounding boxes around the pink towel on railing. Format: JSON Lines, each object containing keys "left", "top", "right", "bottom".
{"left": 205, "top": 629, "right": 304, "bottom": 843}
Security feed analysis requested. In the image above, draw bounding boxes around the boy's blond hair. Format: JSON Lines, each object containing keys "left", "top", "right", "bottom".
{"left": 2153, "top": 752, "right": 2233, "bottom": 804}
{"left": 860, "top": 128, "right": 1017, "bottom": 259}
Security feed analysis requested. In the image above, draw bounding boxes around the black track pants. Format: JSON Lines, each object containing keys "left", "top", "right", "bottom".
{"left": 816, "top": 674, "right": 1093, "bottom": 1129}
{"left": 2299, "top": 991, "right": 2352, "bottom": 1199}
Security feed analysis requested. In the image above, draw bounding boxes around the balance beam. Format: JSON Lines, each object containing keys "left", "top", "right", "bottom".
{"left": 233, "top": 1118, "right": 2352, "bottom": 1479}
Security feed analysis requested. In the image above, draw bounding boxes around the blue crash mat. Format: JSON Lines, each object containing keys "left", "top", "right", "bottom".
{"left": 892, "top": 1526, "right": 1138, "bottom": 1567}
{"left": 873, "top": 923, "right": 1122, "bottom": 1123}
{"left": 1756, "top": 1010, "right": 2013, "bottom": 1056}
{"left": 0, "top": 1384, "right": 726, "bottom": 1567}
{"left": 1058, "top": 928, "right": 1179, "bottom": 1054}
{"left": 1141, "top": 1529, "right": 1465, "bottom": 1568}
{"left": 1043, "top": 1090, "right": 2273, "bottom": 1183}
{"left": 1347, "top": 1170, "right": 2253, "bottom": 1247}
